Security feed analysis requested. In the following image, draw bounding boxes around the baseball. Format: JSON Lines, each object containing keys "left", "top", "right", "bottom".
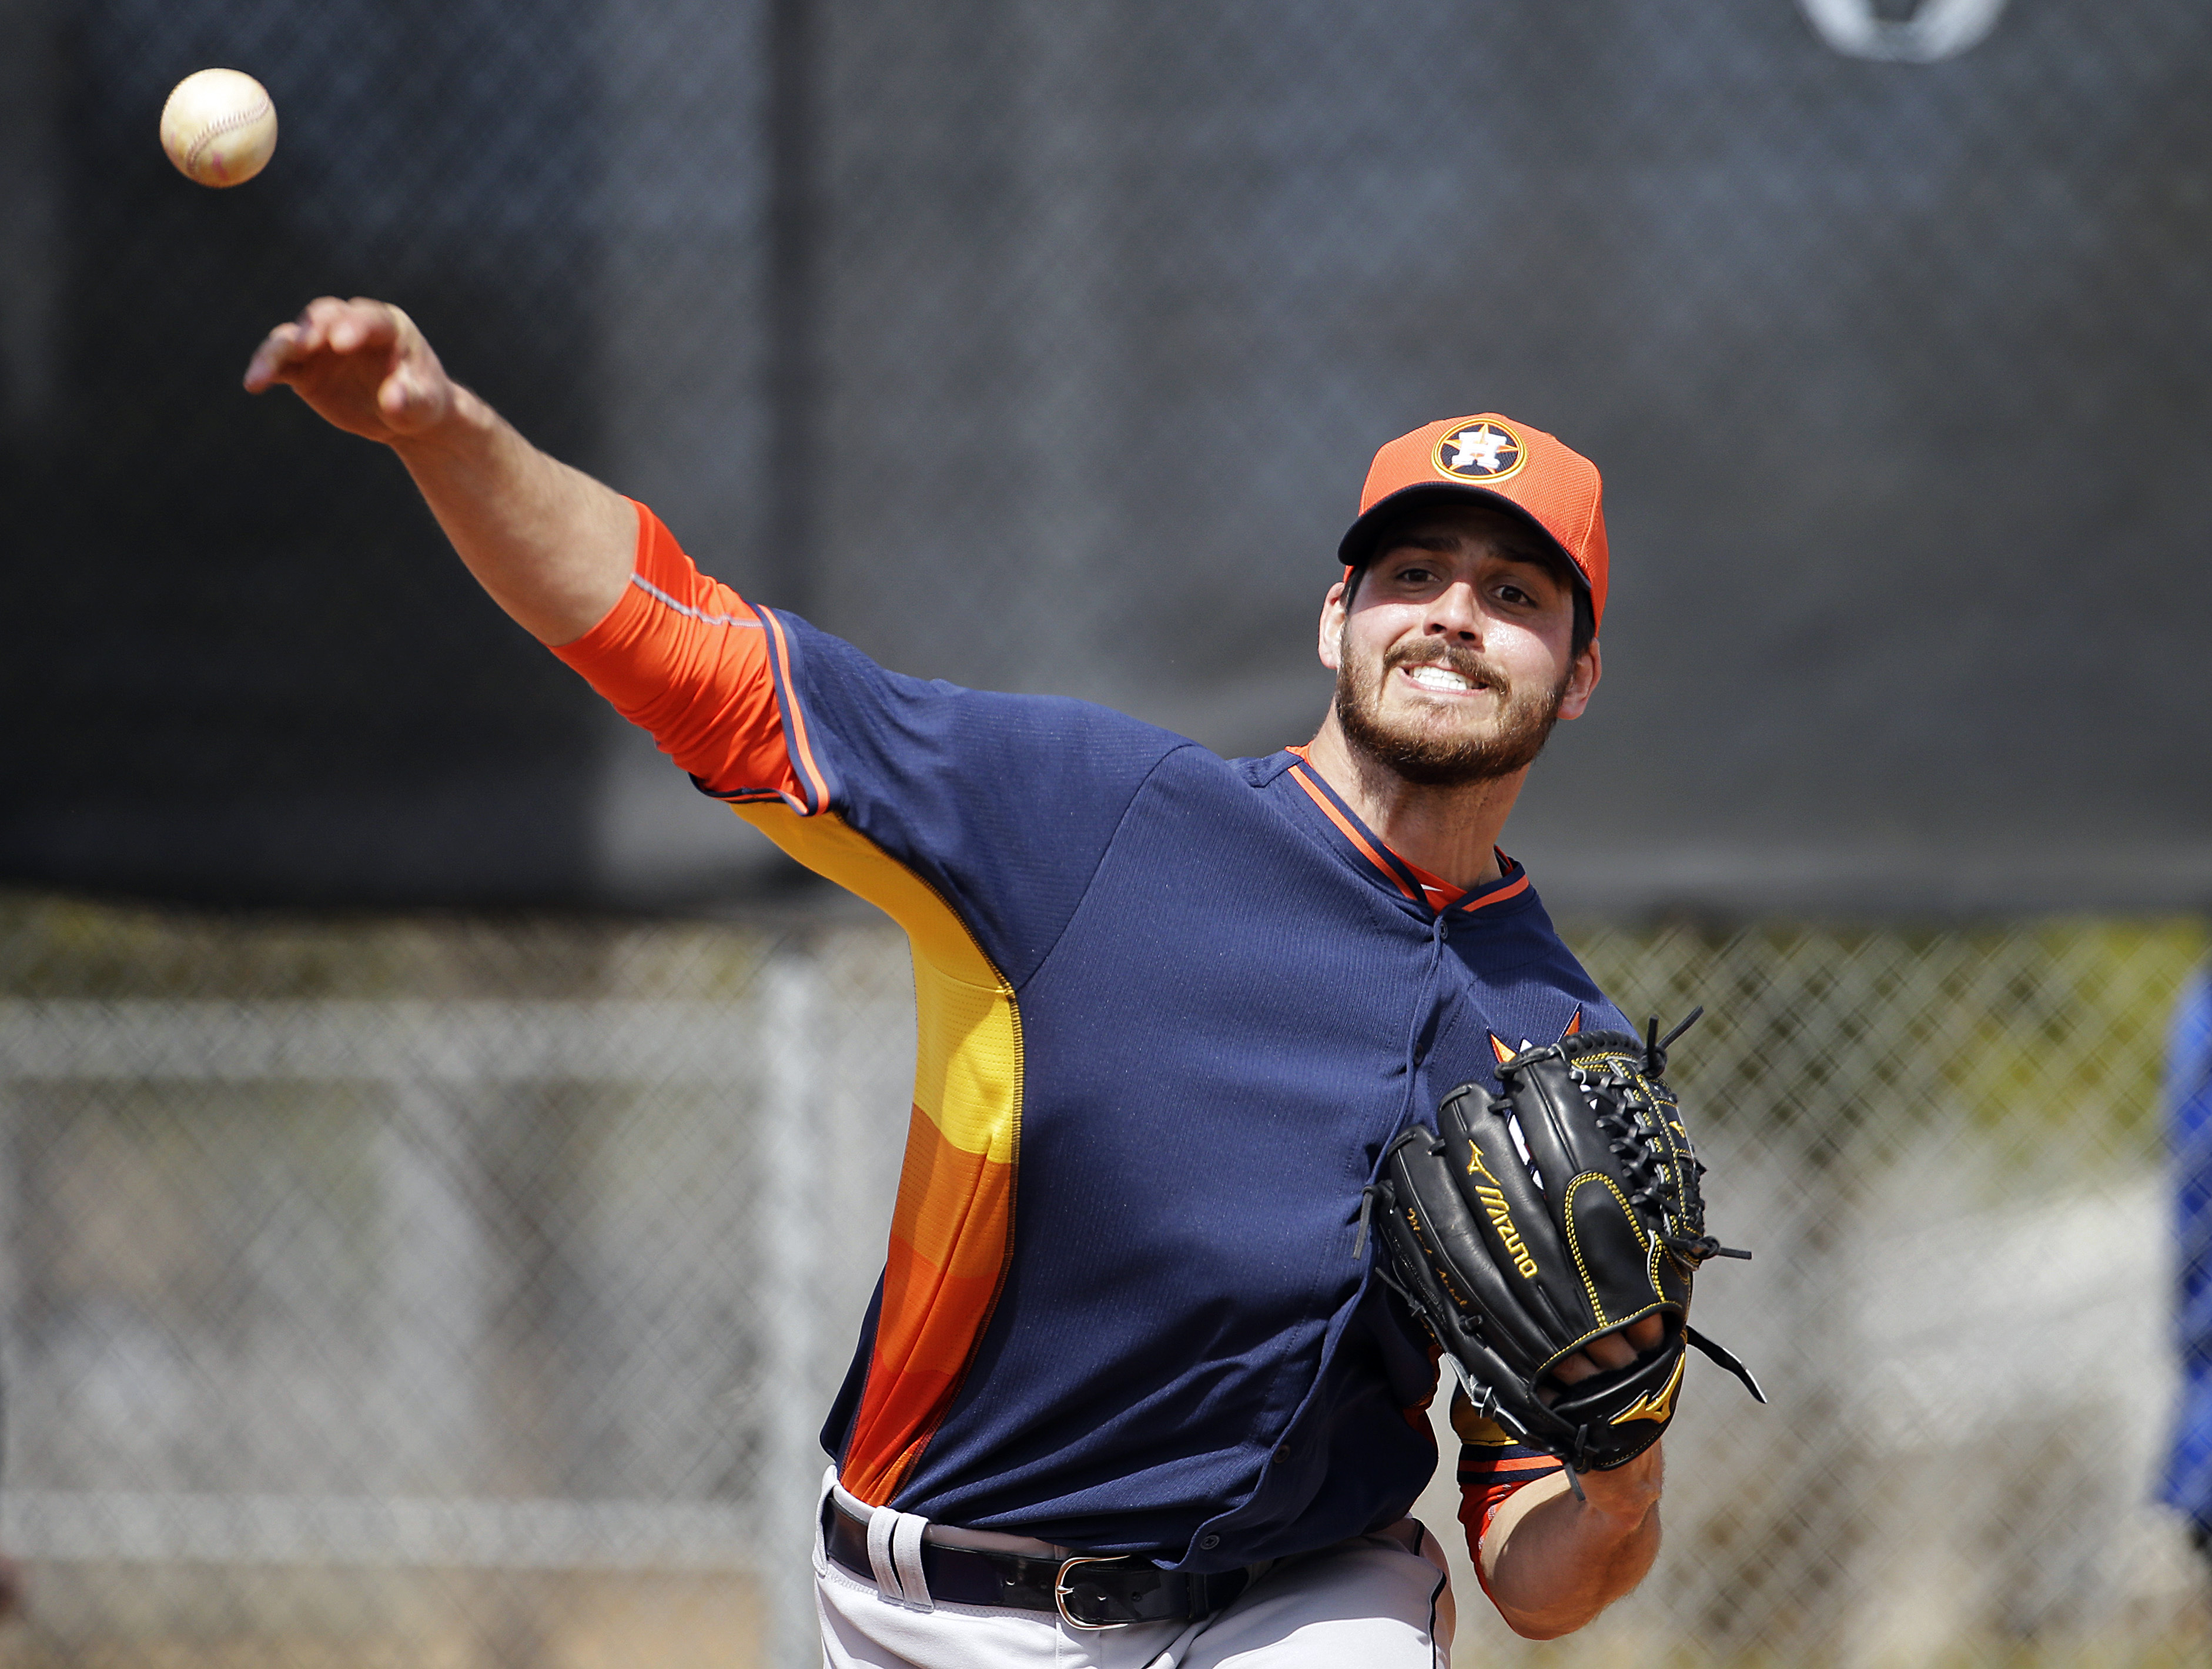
{"left": 159, "top": 69, "right": 277, "bottom": 188}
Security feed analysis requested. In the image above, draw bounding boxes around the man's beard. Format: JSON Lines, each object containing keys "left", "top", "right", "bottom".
{"left": 1333, "top": 636, "right": 1569, "bottom": 787}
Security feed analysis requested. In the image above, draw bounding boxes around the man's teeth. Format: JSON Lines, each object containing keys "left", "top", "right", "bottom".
{"left": 1406, "top": 664, "right": 1474, "bottom": 692}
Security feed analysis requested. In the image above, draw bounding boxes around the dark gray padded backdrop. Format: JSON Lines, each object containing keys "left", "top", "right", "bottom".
{"left": 6, "top": 1, "right": 2207, "bottom": 911}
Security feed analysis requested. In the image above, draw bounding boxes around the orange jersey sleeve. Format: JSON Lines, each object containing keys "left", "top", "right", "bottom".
{"left": 550, "top": 500, "right": 805, "bottom": 805}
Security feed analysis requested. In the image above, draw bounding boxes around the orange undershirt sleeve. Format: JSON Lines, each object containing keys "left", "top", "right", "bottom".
{"left": 1458, "top": 1437, "right": 1566, "bottom": 1610}
{"left": 549, "top": 500, "right": 804, "bottom": 804}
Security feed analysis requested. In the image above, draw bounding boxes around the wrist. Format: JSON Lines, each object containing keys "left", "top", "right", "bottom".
{"left": 1568, "top": 1445, "right": 1664, "bottom": 1524}
{"left": 387, "top": 380, "right": 492, "bottom": 460}
{"left": 1570, "top": 1479, "right": 1659, "bottom": 1533}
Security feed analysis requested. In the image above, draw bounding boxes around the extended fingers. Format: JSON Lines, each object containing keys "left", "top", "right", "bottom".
{"left": 243, "top": 303, "right": 336, "bottom": 390}
{"left": 242, "top": 320, "right": 304, "bottom": 390}
{"left": 303, "top": 295, "right": 397, "bottom": 359}
{"left": 330, "top": 296, "right": 404, "bottom": 354}
{"left": 242, "top": 297, "right": 398, "bottom": 390}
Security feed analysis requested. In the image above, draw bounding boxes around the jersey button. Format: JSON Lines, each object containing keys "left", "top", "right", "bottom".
{"left": 1274, "top": 1445, "right": 1291, "bottom": 1461}
{"left": 1199, "top": 1534, "right": 1222, "bottom": 1551}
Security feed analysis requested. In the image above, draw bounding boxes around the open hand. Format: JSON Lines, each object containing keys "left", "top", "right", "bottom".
{"left": 243, "top": 296, "right": 456, "bottom": 444}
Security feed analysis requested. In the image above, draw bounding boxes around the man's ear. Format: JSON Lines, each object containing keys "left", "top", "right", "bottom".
{"left": 1557, "top": 639, "right": 1602, "bottom": 721}
{"left": 1318, "top": 581, "right": 1347, "bottom": 672}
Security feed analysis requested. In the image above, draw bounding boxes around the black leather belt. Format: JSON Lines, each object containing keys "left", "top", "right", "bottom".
{"left": 820, "top": 1494, "right": 1251, "bottom": 1630}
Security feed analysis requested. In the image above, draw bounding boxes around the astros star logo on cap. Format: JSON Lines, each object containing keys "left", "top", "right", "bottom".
{"left": 1342, "top": 411, "right": 1609, "bottom": 629}
{"left": 1433, "top": 420, "right": 1525, "bottom": 483}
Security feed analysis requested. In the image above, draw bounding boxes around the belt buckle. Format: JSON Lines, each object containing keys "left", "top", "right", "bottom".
{"left": 1054, "top": 1553, "right": 1140, "bottom": 1630}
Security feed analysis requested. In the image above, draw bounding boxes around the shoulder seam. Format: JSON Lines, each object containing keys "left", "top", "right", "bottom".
{"left": 1009, "top": 740, "right": 1206, "bottom": 997}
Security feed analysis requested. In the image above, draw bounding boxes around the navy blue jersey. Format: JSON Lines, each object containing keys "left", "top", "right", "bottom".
{"left": 556, "top": 507, "right": 1618, "bottom": 1571}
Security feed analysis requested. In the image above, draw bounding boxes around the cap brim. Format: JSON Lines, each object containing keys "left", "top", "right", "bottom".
{"left": 1336, "top": 483, "right": 1588, "bottom": 594}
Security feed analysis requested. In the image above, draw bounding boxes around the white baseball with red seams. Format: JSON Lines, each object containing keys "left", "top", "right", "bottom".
{"left": 159, "top": 69, "right": 277, "bottom": 188}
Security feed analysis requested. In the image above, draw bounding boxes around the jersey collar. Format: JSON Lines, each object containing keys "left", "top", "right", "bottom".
{"left": 1280, "top": 747, "right": 1532, "bottom": 918}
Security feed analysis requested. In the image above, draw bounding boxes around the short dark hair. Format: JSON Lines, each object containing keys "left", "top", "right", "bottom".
{"left": 1343, "top": 530, "right": 1597, "bottom": 666}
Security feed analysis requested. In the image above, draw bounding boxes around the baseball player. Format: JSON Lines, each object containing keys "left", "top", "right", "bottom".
{"left": 2163, "top": 963, "right": 2212, "bottom": 1560}
{"left": 247, "top": 297, "right": 1676, "bottom": 1666}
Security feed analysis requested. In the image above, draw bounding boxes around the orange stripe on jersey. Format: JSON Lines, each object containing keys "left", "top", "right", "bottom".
{"left": 887, "top": 1105, "right": 1018, "bottom": 1290}
{"left": 761, "top": 607, "right": 832, "bottom": 814}
{"left": 729, "top": 804, "right": 1023, "bottom": 1506}
{"left": 1285, "top": 763, "right": 1422, "bottom": 904}
{"left": 1454, "top": 868, "right": 1530, "bottom": 914}
{"left": 874, "top": 1207, "right": 1012, "bottom": 1377}
{"left": 839, "top": 1125, "right": 1015, "bottom": 1500}
{"left": 837, "top": 1369, "right": 958, "bottom": 1506}
{"left": 550, "top": 501, "right": 804, "bottom": 804}
{"left": 840, "top": 1216, "right": 1010, "bottom": 1498}
{"left": 1285, "top": 750, "right": 1534, "bottom": 914}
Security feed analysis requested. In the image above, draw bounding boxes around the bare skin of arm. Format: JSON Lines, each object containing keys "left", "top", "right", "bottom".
{"left": 1470, "top": 1313, "right": 1667, "bottom": 1638}
{"left": 1478, "top": 1442, "right": 1662, "bottom": 1639}
{"left": 243, "top": 296, "right": 633, "bottom": 645}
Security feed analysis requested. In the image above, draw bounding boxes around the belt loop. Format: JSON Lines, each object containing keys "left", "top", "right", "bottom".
{"left": 864, "top": 1503, "right": 935, "bottom": 1611}
{"left": 865, "top": 1506, "right": 904, "bottom": 1602}
{"left": 891, "top": 1512, "right": 933, "bottom": 1611}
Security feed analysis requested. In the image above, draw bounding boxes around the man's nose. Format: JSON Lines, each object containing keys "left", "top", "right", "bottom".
{"left": 1425, "top": 581, "right": 1483, "bottom": 638}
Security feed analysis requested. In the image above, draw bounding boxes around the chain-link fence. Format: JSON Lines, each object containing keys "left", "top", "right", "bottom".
{"left": 0, "top": 890, "right": 2203, "bottom": 1667}
{"left": 0, "top": 892, "right": 916, "bottom": 1668}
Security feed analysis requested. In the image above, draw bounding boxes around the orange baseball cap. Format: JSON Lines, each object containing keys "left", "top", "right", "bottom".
{"left": 1337, "top": 414, "right": 1609, "bottom": 630}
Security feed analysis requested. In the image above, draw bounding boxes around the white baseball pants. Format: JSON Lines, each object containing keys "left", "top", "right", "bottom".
{"left": 814, "top": 1475, "right": 1454, "bottom": 1669}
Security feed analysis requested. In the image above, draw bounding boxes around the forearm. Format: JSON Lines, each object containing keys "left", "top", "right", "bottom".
{"left": 245, "top": 297, "right": 636, "bottom": 646}
{"left": 390, "top": 386, "right": 636, "bottom": 645}
{"left": 1479, "top": 1448, "right": 1663, "bottom": 1639}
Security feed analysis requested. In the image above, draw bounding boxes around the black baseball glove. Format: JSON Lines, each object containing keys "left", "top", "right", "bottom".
{"left": 1369, "top": 1012, "right": 1764, "bottom": 1472}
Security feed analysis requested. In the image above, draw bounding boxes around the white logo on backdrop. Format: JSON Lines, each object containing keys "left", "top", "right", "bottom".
{"left": 1797, "top": 0, "right": 2010, "bottom": 63}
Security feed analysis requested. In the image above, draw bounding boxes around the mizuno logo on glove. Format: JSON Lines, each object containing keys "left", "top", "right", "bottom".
{"left": 1368, "top": 1012, "right": 1765, "bottom": 1471}
{"left": 1465, "top": 1138, "right": 1539, "bottom": 1278}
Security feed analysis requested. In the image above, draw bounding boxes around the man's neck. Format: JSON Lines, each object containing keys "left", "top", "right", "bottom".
{"left": 1301, "top": 713, "right": 1528, "bottom": 892}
